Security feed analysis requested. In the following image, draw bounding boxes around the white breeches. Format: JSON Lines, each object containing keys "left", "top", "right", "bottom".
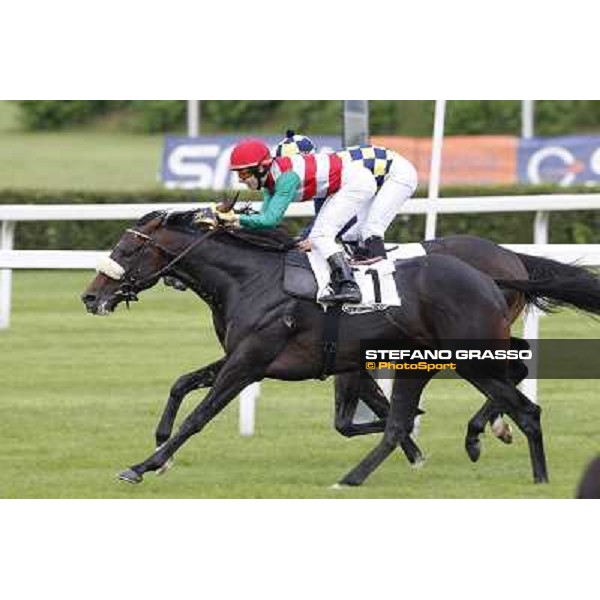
{"left": 342, "top": 155, "right": 418, "bottom": 242}
{"left": 309, "top": 162, "right": 376, "bottom": 259}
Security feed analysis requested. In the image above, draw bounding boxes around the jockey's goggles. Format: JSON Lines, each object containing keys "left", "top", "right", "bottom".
{"left": 236, "top": 167, "right": 259, "bottom": 181}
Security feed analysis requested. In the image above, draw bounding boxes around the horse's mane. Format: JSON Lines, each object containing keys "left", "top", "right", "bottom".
{"left": 137, "top": 209, "right": 296, "bottom": 253}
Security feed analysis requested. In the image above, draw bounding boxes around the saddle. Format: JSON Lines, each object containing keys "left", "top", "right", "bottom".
{"left": 283, "top": 243, "right": 426, "bottom": 313}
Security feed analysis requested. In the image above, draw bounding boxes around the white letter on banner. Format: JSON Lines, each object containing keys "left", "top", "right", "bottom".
{"left": 527, "top": 146, "right": 576, "bottom": 186}
{"left": 168, "top": 144, "right": 220, "bottom": 188}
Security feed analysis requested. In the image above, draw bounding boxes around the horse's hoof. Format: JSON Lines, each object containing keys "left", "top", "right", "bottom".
{"left": 337, "top": 476, "right": 362, "bottom": 487}
{"left": 410, "top": 455, "right": 427, "bottom": 469}
{"left": 492, "top": 419, "right": 513, "bottom": 444}
{"left": 155, "top": 457, "right": 174, "bottom": 476}
{"left": 330, "top": 483, "right": 352, "bottom": 490}
{"left": 534, "top": 475, "right": 549, "bottom": 484}
{"left": 117, "top": 468, "right": 143, "bottom": 484}
{"left": 497, "top": 428, "right": 513, "bottom": 444}
{"left": 465, "top": 440, "right": 481, "bottom": 463}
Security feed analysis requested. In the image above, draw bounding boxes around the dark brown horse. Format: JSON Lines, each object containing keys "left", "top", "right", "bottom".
{"left": 333, "top": 235, "right": 600, "bottom": 463}
{"left": 81, "top": 210, "right": 552, "bottom": 486}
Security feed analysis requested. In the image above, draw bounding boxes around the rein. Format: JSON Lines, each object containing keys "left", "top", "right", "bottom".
{"left": 114, "top": 227, "right": 217, "bottom": 304}
{"left": 128, "top": 228, "right": 212, "bottom": 285}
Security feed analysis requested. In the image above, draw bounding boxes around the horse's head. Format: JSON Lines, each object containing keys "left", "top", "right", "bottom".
{"left": 81, "top": 210, "right": 204, "bottom": 316}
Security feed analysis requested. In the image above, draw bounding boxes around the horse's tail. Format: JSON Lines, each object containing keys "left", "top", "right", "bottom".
{"left": 495, "top": 253, "right": 600, "bottom": 316}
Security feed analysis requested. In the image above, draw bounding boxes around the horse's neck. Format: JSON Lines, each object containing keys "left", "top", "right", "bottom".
{"left": 180, "top": 238, "right": 283, "bottom": 315}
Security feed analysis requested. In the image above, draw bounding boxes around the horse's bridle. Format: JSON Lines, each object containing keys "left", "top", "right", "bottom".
{"left": 109, "top": 226, "right": 215, "bottom": 306}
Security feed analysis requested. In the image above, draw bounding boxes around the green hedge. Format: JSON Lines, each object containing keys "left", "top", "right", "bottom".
{"left": 2, "top": 185, "right": 600, "bottom": 250}
{"left": 16, "top": 101, "right": 128, "bottom": 130}
{"left": 15, "top": 100, "right": 283, "bottom": 134}
{"left": 14, "top": 100, "right": 600, "bottom": 136}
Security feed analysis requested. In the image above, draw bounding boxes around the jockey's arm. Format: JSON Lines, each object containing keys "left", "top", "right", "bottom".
{"left": 239, "top": 171, "right": 301, "bottom": 230}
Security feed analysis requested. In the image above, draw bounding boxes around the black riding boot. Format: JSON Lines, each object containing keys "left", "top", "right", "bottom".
{"left": 350, "top": 236, "right": 387, "bottom": 265}
{"left": 319, "top": 252, "right": 362, "bottom": 304}
{"left": 364, "top": 236, "right": 386, "bottom": 259}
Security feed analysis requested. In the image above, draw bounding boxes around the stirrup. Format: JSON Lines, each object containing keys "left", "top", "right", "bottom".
{"left": 349, "top": 255, "right": 385, "bottom": 266}
{"left": 319, "top": 284, "right": 362, "bottom": 304}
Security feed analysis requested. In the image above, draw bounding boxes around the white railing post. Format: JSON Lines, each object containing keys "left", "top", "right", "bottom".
{"left": 187, "top": 101, "right": 200, "bottom": 137}
{"left": 239, "top": 382, "right": 260, "bottom": 436}
{"left": 534, "top": 211, "right": 549, "bottom": 245}
{"left": 521, "top": 310, "right": 540, "bottom": 403}
{"left": 425, "top": 99, "right": 446, "bottom": 240}
{"left": 522, "top": 100, "right": 535, "bottom": 140}
{"left": 521, "top": 210, "right": 550, "bottom": 403}
{"left": 0, "top": 220, "right": 15, "bottom": 330}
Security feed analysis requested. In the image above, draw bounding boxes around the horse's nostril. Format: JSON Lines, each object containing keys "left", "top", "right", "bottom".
{"left": 81, "top": 293, "right": 96, "bottom": 304}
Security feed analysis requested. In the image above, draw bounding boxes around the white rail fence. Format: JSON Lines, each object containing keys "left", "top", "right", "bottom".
{"left": 2, "top": 196, "right": 600, "bottom": 432}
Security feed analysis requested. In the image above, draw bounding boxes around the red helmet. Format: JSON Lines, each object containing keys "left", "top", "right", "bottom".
{"left": 229, "top": 139, "right": 272, "bottom": 171}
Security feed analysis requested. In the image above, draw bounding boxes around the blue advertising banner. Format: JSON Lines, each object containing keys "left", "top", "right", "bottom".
{"left": 518, "top": 135, "right": 600, "bottom": 186}
{"left": 161, "top": 135, "right": 342, "bottom": 189}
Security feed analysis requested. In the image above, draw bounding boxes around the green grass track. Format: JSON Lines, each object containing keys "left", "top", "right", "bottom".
{"left": 0, "top": 271, "right": 598, "bottom": 498}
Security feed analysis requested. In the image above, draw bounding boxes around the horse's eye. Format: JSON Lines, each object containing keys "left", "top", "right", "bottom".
{"left": 115, "top": 242, "right": 141, "bottom": 259}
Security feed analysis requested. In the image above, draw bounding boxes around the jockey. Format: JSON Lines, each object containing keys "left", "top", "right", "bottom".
{"left": 275, "top": 135, "right": 418, "bottom": 262}
{"left": 223, "top": 138, "right": 377, "bottom": 304}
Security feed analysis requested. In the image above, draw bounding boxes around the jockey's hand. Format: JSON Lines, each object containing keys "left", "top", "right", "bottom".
{"left": 216, "top": 210, "right": 240, "bottom": 228}
{"left": 193, "top": 211, "right": 217, "bottom": 229}
{"left": 296, "top": 238, "right": 312, "bottom": 252}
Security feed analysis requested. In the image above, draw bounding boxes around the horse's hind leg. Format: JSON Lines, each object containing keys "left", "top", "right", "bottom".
{"left": 465, "top": 400, "right": 494, "bottom": 463}
{"left": 485, "top": 341, "right": 530, "bottom": 443}
{"left": 464, "top": 347, "right": 530, "bottom": 460}
{"left": 336, "top": 375, "right": 431, "bottom": 487}
{"left": 488, "top": 339, "right": 530, "bottom": 438}
{"left": 465, "top": 399, "right": 513, "bottom": 463}
{"left": 465, "top": 376, "right": 548, "bottom": 484}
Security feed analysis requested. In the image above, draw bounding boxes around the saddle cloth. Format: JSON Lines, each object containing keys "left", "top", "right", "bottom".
{"left": 283, "top": 243, "right": 426, "bottom": 312}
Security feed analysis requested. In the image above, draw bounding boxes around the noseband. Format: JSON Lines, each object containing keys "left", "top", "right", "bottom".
{"left": 100, "top": 226, "right": 214, "bottom": 306}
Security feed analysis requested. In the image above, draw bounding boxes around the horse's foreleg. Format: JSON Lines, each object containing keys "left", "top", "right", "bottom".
{"left": 336, "top": 376, "right": 432, "bottom": 487}
{"left": 505, "top": 388, "right": 548, "bottom": 484}
{"left": 357, "top": 375, "right": 391, "bottom": 418}
{"left": 334, "top": 373, "right": 425, "bottom": 464}
{"left": 118, "top": 334, "right": 284, "bottom": 484}
{"left": 155, "top": 357, "right": 226, "bottom": 448}
{"left": 120, "top": 373, "right": 257, "bottom": 484}
{"left": 334, "top": 373, "right": 388, "bottom": 436}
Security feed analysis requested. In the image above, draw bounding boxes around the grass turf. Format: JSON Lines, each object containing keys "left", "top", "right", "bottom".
{"left": 0, "top": 101, "right": 164, "bottom": 191}
{"left": 0, "top": 270, "right": 598, "bottom": 498}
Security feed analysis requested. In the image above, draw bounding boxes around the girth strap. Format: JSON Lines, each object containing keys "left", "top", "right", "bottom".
{"left": 320, "top": 305, "right": 342, "bottom": 380}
